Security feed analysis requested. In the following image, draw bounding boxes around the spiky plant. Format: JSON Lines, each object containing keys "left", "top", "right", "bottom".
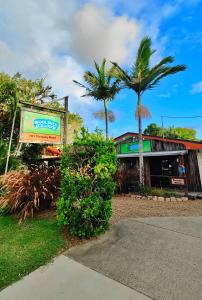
{"left": 73, "top": 59, "right": 120, "bottom": 139}
{"left": 0, "top": 165, "right": 60, "bottom": 221}
{"left": 111, "top": 36, "right": 186, "bottom": 186}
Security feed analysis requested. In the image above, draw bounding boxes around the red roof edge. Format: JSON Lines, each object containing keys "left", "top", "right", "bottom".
{"left": 114, "top": 132, "right": 202, "bottom": 150}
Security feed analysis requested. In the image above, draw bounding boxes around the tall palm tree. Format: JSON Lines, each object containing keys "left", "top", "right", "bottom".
{"left": 73, "top": 59, "right": 120, "bottom": 139}
{"left": 111, "top": 37, "right": 186, "bottom": 187}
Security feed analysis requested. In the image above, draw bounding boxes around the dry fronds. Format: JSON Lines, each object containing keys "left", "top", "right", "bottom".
{"left": 135, "top": 105, "right": 151, "bottom": 119}
{"left": 0, "top": 165, "right": 60, "bottom": 222}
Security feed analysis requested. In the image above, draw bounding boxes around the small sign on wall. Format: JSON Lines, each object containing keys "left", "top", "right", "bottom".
{"left": 171, "top": 178, "right": 185, "bottom": 186}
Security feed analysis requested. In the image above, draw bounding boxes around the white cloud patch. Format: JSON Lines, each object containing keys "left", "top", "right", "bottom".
{"left": 0, "top": 0, "right": 139, "bottom": 129}
{"left": 69, "top": 4, "right": 139, "bottom": 65}
{"left": 191, "top": 82, "right": 202, "bottom": 94}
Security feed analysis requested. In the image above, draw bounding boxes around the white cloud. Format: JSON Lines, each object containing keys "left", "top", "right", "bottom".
{"left": 191, "top": 81, "right": 202, "bottom": 94}
{"left": 0, "top": 0, "right": 198, "bottom": 130}
{"left": 69, "top": 4, "right": 139, "bottom": 65}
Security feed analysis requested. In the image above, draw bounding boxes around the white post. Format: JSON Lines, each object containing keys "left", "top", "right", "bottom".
{"left": 5, "top": 109, "right": 17, "bottom": 175}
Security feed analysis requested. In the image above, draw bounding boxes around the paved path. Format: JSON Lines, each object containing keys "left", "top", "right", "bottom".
{"left": 0, "top": 255, "right": 149, "bottom": 300}
{"left": 66, "top": 217, "right": 202, "bottom": 300}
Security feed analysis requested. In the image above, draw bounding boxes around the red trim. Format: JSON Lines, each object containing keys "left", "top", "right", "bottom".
{"left": 114, "top": 132, "right": 202, "bottom": 150}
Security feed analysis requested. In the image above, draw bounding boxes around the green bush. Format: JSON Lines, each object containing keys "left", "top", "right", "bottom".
{"left": 57, "top": 128, "right": 117, "bottom": 238}
{"left": 0, "top": 140, "right": 22, "bottom": 175}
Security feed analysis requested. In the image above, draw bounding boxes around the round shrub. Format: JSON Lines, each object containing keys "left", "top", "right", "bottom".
{"left": 57, "top": 128, "right": 117, "bottom": 238}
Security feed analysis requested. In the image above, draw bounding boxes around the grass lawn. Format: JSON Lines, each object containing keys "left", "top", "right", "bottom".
{"left": 0, "top": 215, "right": 67, "bottom": 291}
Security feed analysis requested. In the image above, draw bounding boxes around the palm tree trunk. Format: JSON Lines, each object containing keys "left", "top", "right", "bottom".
{"left": 137, "top": 94, "right": 144, "bottom": 187}
{"left": 103, "top": 99, "right": 108, "bottom": 140}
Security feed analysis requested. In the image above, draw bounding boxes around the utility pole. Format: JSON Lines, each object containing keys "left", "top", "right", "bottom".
{"left": 161, "top": 116, "right": 165, "bottom": 138}
{"left": 63, "top": 96, "right": 69, "bottom": 146}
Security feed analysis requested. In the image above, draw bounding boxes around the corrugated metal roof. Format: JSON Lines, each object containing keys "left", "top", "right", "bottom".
{"left": 114, "top": 132, "right": 202, "bottom": 150}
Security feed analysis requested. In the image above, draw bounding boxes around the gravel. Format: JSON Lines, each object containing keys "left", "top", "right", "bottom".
{"left": 111, "top": 195, "right": 202, "bottom": 224}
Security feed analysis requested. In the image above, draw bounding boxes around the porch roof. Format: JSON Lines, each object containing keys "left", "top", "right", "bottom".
{"left": 118, "top": 150, "right": 188, "bottom": 158}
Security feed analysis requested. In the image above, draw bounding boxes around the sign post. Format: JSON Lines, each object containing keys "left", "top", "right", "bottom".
{"left": 5, "top": 109, "right": 17, "bottom": 174}
{"left": 63, "top": 96, "right": 69, "bottom": 146}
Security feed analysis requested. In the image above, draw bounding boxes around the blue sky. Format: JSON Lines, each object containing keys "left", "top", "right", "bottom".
{"left": 0, "top": 0, "right": 202, "bottom": 138}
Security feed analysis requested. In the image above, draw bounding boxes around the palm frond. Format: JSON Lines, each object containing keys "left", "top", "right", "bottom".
{"left": 135, "top": 36, "right": 155, "bottom": 78}
{"left": 110, "top": 62, "right": 132, "bottom": 88}
{"left": 93, "top": 109, "right": 116, "bottom": 122}
{"left": 83, "top": 71, "right": 98, "bottom": 88}
{"left": 146, "top": 65, "right": 187, "bottom": 90}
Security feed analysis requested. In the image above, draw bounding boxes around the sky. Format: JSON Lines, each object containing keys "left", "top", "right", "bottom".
{"left": 0, "top": 0, "right": 202, "bottom": 138}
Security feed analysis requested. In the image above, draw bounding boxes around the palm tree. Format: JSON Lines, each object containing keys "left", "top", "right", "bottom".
{"left": 111, "top": 36, "right": 186, "bottom": 187}
{"left": 73, "top": 59, "right": 120, "bottom": 139}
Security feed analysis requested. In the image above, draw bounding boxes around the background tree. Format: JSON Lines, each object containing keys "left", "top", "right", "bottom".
{"left": 0, "top": 72, "right": 56, "bottom": 143}
{"left": 144, "top": 123, "right": 197, "bottom": 140}
{"left": 66, "top": 113, "right": 83, "bottom": 144}
{"left": 73, "top": 58, "right": 120, "bottom": 139}
{"left": 112, "top": 37, "right": 186, "bottom": 186}
{"left": 144, "top": 123, "right": 163, "bottom": 136}
{"left": 165, "top": 126, "right": 197, "bottom": 140}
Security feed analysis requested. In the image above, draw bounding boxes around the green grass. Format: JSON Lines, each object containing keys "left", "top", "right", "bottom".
{"left": 0, "top": 216, "right": 67, "bottom": 291}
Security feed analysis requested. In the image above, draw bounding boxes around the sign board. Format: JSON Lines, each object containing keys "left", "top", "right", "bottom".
{"left": 120, "top": 140, "right": 151, "bottom": 154}
{"left": 171, "top": 178, "right": 185, "bottom": 186}
{"left": 19, "top": 109, "right": 62, "bottom": 144}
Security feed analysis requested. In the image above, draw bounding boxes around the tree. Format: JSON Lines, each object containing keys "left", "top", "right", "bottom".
{"left": 111, "top": 37, "right": 186, "bottom": 186}
{"left": 144, "top": 123, "right": 163, "bottom": 136}
{"left": 73, "top": 59, "right": 120, "bottom": 139}
{"left": 144, "top": 123, "right": 198, "bottom": 140}
{"left": 165, "top": 126, "right": 197, "bottom": 140}
{"left": 0, "top": 72, "right": 56, "bottom": 143}
{"left": 67, "top": 113, "right": 83, "bottom": 144}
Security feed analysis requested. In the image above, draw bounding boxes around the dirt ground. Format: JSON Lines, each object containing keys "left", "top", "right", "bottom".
{"left": 111, "top": 196, "right": 202, "bottom": 224}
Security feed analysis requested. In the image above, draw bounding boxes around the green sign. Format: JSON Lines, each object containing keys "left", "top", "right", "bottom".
{"left": 121, "top": 140, "right": 151, "bottom": 154}
{"left": 20, "top": 110, "right": 62, "bottom": 144}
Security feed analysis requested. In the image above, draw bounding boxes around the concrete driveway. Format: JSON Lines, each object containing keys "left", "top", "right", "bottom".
{"left": 66, "top": 217, "right": 202, "bottom": 300}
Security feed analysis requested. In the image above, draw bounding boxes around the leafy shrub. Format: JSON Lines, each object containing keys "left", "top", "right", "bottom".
{"left": 57, "top": 128, "right": 117, "bottom": 238}
{"left": 21, "top": 143, "right": 43, "bottom": 165}
{"left": 0, "top": 139, "right": 22, "bottom": 174}
{"left": 0, "top": 165, "right": 60, "bottom": 221}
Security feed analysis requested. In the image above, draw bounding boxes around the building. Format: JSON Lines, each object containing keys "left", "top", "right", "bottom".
{"left": 115, "top": 132, "right": 202, "bottom": 193}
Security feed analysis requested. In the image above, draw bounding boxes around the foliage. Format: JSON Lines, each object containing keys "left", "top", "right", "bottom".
{"left": 67, "top": 113, "right": 83, "bottom": 144}
{"left": 57, "top": 128, "right": 117, "bottom": 237}
{"left": 144, "top": 123, "right": 163, "bottom": 136}
{"left": 165, "top": 126, "right": 197, "bottom": 140}
{"left": 144, "top": 123, "right": 198, "bottom": 140}
{"left": 0, "top": 72, "right": 57, "bottom": 143}
{"left": 0, "top": 139, "right": 22, "bottom": 175}
{"left": 21, "top": 144, "right": 44, "bottom": 165}
{"left": 0, "top": 165, "right": 60, "bottom": 221}
{"left": 111, "top": 36, "right": 187, "bottom": 186}
{"left": 73, "top": 58, "right": 120, "bottom": 139}
{"left": 0, "top": 216, "right": 66, "bottom": 290}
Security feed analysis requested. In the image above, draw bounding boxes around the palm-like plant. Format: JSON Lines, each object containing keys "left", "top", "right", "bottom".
{"left": 73, "top": 59, "right": 120, "bottom": 139}
{"left": 111, "top": 36, "right": 186, "bottom": 187}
